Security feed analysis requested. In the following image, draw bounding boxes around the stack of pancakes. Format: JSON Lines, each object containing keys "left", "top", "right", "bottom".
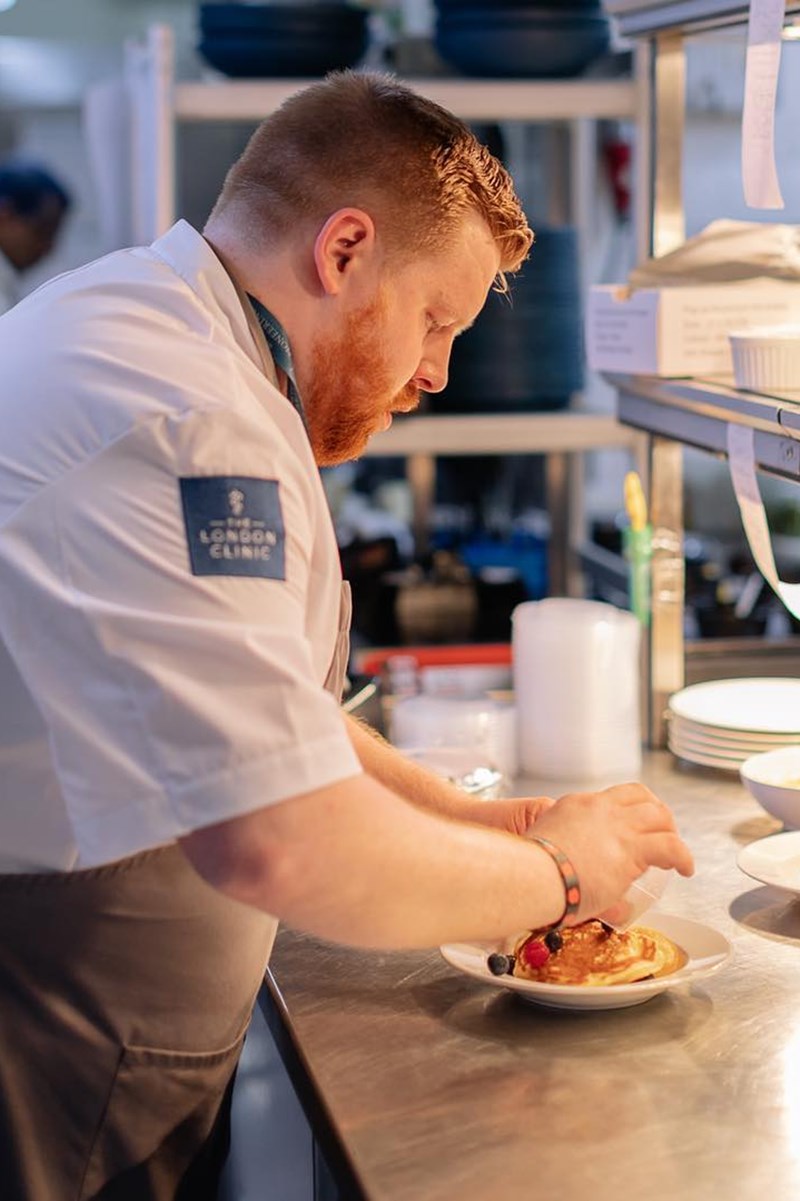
{"left": 512, "top": 920, "right": 687, "bottom": 987}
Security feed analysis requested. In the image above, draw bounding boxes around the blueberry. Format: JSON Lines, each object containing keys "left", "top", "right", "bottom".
{"left": 487, "top": 952, "right": 514, "bottom": 976}
{"left": 544, "top": 929, "right": 563, "bottom": 953}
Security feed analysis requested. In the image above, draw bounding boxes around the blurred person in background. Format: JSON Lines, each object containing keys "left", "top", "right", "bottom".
{"left": 0, "top": 160, "right": 71, "bottom": 314}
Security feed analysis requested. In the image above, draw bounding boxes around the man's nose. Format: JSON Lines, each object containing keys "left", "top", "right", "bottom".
{"left": 413, "top": 347, "right": 451, "bottom": 394}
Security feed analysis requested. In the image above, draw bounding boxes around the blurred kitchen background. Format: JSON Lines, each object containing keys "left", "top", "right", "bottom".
{"left": 4, "top": 0, "right": 799, "bottom": 660}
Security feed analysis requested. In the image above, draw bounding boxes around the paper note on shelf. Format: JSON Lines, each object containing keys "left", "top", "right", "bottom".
{"left": 726, "top": 422, "right": 800, "bottom": 621}
{"left": 741, "top": 0, "right": 786, "bottom": 210}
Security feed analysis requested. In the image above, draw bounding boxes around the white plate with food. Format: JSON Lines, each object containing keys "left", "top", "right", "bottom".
{"left": 737, "top": 830, "right": 800, "bottom": 894}
{"left": 440, "top": 912, "right": 731, "bottom": 1011}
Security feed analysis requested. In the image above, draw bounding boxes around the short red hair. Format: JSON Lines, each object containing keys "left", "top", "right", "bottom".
{"left": 209, "top": 71, "right": 533, "bottom": 287}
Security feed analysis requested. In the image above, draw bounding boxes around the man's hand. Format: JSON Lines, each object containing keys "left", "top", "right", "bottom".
{"left": 525, "top": 781, "right": 695, "bottom": 925}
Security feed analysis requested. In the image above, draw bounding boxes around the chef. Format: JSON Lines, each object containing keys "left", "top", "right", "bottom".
{"left": 0, "top": 159, "right": 70, "bottom": 314}
{"left": 0, "top": 71, "right": 693, "bottom": 1199}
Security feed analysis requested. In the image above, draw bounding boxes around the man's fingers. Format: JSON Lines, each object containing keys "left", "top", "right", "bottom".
{"left": 643, "top": 833, "right": 695, "bottom": 877}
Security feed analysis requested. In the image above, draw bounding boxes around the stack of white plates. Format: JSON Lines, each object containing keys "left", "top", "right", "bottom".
{"left": 667, "top": 677, "right": 800, "bottom": 772}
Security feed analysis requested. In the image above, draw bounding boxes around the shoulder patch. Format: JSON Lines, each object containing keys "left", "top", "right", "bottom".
{"left": 179, "top": 476, "right": 286, "bottom": 578}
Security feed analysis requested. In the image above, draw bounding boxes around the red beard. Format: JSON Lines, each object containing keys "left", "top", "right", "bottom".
{"left": 303, "top": 293, "right": 420, "bottom": 466}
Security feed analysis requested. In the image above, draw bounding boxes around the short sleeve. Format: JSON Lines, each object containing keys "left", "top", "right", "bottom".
{"left": 0, "top": 404, "right": 362, "bottom": 866}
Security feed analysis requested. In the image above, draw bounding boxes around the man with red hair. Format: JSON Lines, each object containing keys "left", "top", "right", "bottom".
{"left": 0, "top": 72, "right": 691, "bottom": 1199}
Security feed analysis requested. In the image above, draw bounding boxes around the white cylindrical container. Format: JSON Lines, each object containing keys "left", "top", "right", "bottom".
{"left": 512, "top": 597, "right": 642, "bottom": 781}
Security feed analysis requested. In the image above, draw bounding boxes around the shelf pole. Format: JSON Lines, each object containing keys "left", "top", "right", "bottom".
{"left": 633, "top": 38, "right": 654, "bottom": 262}
{"left": 647, "top": 435, "right": 685, "bottom": 747}
{"left": 652, "top": 30, "right": 686, "bottom": 257}
{"left": 568, "top": 116, "right": 596, "bottom": 301}
{"left": 406, "top": 453, "right": 435, "bottom": 561}
{"left": 126, "top": 23, "right": 176, "bottom": 243}
{"left": 545, "top": 451, "right": 571, "bottom": 597}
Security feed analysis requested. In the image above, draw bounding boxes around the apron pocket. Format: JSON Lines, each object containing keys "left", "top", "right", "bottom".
{"left": 80, "top": 1033, "right": 246, "bottom": 1201}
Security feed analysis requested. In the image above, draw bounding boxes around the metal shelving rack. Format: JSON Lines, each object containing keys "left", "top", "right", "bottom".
{"left": 615, "top": 375, "right": 800, "bottom": 468}
{"left": 605, "top": 0, "right": 800, "bottom": 745}
{"left": 123, "top": 22, "right": 649, "bottom": 594}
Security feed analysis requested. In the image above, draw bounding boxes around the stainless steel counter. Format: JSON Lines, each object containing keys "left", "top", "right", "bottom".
{"left": 261, "top": 752, "right": 800, "bottom": 1201}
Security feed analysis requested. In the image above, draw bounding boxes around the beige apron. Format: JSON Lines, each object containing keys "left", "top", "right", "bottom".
{"left": 0, "top": 614, "right": 351, "bottom": 1201}
{"left": 0, "top": 845, "right": 275, "bottom": 1200}
{"left": 0, "top": 289, "right": 354, "bottom": 1200}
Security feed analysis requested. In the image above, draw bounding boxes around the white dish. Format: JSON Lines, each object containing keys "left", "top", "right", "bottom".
{"left": 668, "top": 731, "right": 747, "bottom": 761}
{"left": 669, "top": 713, "right": 800, "bottom": 748}
{"left": 668, "top": 678, "right": 800, "bottom": 735}
{"left": 740, "top": 745, "right": 800, "bottom": 828}
{"left": 440, "top": 912, "right": 731, "bottom": 1011}
{"left": 737, "top": 830, "right": 800, "bottom": 894}
{"left": 668, "top": 731, "right": 797, "bottom": 767}
{"left": 667, "top": 738, "right": 743, "bottom": 773}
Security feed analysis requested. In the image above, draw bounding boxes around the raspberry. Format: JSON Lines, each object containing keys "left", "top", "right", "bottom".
{"left": 520, "top": 938, "right": 551, "bottom": 969}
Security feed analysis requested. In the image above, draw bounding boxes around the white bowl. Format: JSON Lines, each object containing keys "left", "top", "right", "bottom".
{"left": 728, "top": 325, "right": 800, "bottom": 395}
{"left": 740, "top": 745, "right": 800, "bottom": 828}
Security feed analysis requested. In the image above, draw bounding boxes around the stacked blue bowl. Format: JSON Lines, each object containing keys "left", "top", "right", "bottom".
{"left": 197, "top": 3, "right": 370, "bottom": 78}
{"left": 433, "top": 2, "right": 611, "bottom": 79}
{"left": 430, "top": 226, "right": 585, "bottom": 415}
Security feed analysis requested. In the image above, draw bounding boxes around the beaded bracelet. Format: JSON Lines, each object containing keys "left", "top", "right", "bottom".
{"left": 529, "top": 835, "right": 581, "bottom": 927}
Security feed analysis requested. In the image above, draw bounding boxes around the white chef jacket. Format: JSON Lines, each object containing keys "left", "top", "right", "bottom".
{"left": 0, "top": 249, "right": 19, "bottom": 316}
{"left": 0, "top": 220, "right": 362, "bottom": 872}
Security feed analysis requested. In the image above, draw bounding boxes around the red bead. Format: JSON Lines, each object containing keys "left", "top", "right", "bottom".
{"left": 520, "top": 939, "right": 551, "bottom": 969}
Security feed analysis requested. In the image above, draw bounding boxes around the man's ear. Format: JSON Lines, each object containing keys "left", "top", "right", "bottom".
{"left": 313, "top": 208, "right": 377, "bottom": 296}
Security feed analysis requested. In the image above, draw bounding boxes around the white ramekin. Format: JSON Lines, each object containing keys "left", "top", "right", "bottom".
{"left": 728, "top": 325, "right": 800, "bottom": 394}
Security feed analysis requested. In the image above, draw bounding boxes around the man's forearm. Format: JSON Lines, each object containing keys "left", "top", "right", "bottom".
{"left": 179, "top": 767, "right": 694, "bottom": 949}
{"left": 344, "top": 713, "right": 489, "bottom": 823}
